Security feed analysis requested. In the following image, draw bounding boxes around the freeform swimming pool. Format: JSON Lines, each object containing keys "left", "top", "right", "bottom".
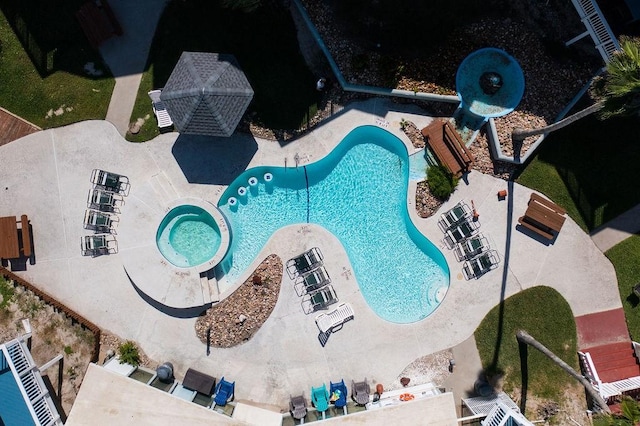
{"left": 217, "top": 125, "right": 449, "bottom": 323}
{"left": 156, "top": 205, "right": 222, "bottom": 268}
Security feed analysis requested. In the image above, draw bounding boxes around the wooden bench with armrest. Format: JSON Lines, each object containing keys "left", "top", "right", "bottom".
{"left": 421, "top": 119, "right": 474, "bottom": 177}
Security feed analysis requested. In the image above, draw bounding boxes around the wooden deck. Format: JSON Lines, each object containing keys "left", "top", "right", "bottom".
{"left": 0, "top": 108, "right": 40, "bottom": 147}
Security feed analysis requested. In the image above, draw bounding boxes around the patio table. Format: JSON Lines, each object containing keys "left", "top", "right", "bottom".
{"left": 0, "top": 216, "right": 19, "bottom": 259}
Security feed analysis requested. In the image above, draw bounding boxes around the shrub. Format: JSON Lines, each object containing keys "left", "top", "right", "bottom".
{"left": 427, "top": 165, "right": 458, "bottom": 200}
{"left": 118, "top": 340, "right": 141, "bottom": 366}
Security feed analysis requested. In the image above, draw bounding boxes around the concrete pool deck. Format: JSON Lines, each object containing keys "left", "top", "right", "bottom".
{"left": 0, "top": 98, "right": 622, "bottom": 409}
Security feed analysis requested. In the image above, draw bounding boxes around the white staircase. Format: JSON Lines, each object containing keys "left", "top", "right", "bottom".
{"left": 567, "top": 0, "right": 620, "bottom": 63}
{"left": 3, "top": 339, "right": 62, "bottom": 426}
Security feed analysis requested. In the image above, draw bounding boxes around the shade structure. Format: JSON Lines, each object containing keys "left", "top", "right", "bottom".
{"left": 161, "top": 52, "right": 254, "bottom": 137}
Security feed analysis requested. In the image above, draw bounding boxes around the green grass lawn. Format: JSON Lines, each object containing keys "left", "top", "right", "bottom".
{"left": 475, "top": 286, "right": 577, "bottom": 403}
{"left": 0, "top": 6, "right": 114, "bottom": 128}
{"left": 516, "top": 114, "right": 640, "bottom": 232}
{"left": 127, "top": 0, "right": 320, "bottom": 142}
{"left": 606, "top": 235, "right": 640, "bottom": 342}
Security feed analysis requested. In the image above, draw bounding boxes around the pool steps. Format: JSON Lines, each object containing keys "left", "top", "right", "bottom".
{"left": 200, "top": 270, "right": 220, "bottom": 303}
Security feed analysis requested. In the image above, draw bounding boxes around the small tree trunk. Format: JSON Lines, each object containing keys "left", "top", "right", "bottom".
{"left": 511, "top": 102, "right": 603, "bottom": 143}
{"left": 516, "top": 330, "right": 610, "bottom": 413}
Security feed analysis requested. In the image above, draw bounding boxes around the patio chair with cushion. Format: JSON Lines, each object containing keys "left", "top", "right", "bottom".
{"left": 454, "top": 233, "right": 490, "bottom": 261}
{"left": 286, "top": 247, "right": 324, "bottom": 279}
{"left": 302, "top": 284, "right": 338, "bottom": 314}
{"left": 83, "top": 209, "right": 118, "bottom": 234}
{"left": 294, "top": 266, "right": 331, "bottom": 296}
{"left": 87, "top": 188, "right": 124, "bottom": 213}
{"left": 90, "top": 169, "right": 130, "bottom": 196}
{"left": 289, "top": 394, "right": 307, "bottom": 423}
{"left": 462, "top": 250, "right": 501, "bottom": 280}
{"left": 351, "top": 378, "right": 370, "bottom": 405}
{"left": 438, "top": 201, "right": 472, "bottom": 232}
{"left": 80, "top": 234, "right": 118, "bottom": 256}
{"left": 445, "top": 218, "right": 480, "bottom": 248}
{"left": 329, "top": 379, "right": 348, "bottom": 414}
{"left": 212, "top": 376, "right": 235, "bottom": 407}
{"left": 148, "top": 89, "right": 173, "bottom": 130}
{"left": 311, "top": 384, "right": 329, "bottom": 419}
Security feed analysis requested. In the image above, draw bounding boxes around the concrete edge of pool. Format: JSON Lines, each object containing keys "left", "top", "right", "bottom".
{"left": 121, "top": 126, "right": 453, "bottom": 319}
{"left": 121, "top": 197, "right": 230, "bottom": 311}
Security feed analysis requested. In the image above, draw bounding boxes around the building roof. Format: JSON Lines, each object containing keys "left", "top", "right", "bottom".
{"left": 161, "top": 52, "right": 254, "bottom": 137}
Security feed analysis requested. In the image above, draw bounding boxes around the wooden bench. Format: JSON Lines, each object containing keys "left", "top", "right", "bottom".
{"left": 21, "top": 215, "right": 32, "bottom": 258}
{"left": 529, "top": 192, "right": 566, "bottom": 215}
{"left": 518, "top": 216, "right": 554, "bottom": 240}
{"left": 518, "top": 193, "right": 566, "bottom": 240}
{"left": 421, "top": 119, "right": 474, "bottom": 177}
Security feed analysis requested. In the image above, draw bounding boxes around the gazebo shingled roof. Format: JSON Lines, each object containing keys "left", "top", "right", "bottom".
{"left": 160, "top": 52, "right": 254, "bottom": 137}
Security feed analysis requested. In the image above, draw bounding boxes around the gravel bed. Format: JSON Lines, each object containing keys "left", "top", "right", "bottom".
{"left": 195, "top": 255, "right": 283, "bottom": 348}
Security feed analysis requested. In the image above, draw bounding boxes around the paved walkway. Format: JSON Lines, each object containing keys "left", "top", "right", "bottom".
{"left": 100, "top": 0, "right": 168, "bottom": 136}
{"left": 590, "top": 204, "right": 640, "bottom": 252}
{"left": 0, "top": 98, "right": 623, "bottom": 409}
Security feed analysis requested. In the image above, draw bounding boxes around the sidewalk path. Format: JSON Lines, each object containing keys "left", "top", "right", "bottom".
{"left": 590, "top": 203, "right": 640, "bottom": 252}
{"left": 100, "top": 0, "right": 168, "bottom": 136}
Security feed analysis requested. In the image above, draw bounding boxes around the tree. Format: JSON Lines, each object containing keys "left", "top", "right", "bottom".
{"left": 516, "top": 330, "right": 610, "bottom": 413}
{"left": 512, "top": 36, "right": 640, "bottom": 144}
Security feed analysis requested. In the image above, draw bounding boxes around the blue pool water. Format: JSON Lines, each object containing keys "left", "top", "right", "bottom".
{"left": 217, "top": 126, "right": 449, "bottom": 323}
{"left": 156, "top": 205, "right": 222, "bottom": 268}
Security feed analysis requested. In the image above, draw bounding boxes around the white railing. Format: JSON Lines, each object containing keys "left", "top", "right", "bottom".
{"left": 482, "top": 402, "right": 534, "bottom": 426}
{"left": 578, "top": 351, "right": 607, "bottom": 399}
{"left": 567, "top": 0, "right": 620, "bottom": 62}
{"left": 579, "top": 349, "right": 640, "bottom": 402}
{"left": 2, "top": 339, "right": 62, "bottom": 426}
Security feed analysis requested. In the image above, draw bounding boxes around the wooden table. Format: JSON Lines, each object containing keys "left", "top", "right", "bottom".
{"left": 0, "top": 216, "right": 19, "bottom": 259}
{"left": 525, "top": 200, "right": 566, "bottom": 232}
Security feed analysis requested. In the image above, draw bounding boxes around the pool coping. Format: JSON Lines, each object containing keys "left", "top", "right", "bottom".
{"left": 159, "top": 198, "right": 231, "bottom": 275}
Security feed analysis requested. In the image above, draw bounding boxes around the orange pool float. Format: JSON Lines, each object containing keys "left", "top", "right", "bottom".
{"left": 399, "top": 393, "right": 415, "bottom": 402}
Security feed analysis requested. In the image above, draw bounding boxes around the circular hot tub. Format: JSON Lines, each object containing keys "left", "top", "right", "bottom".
{"left": 156, "top": 203, "right": 229, "bottom": 270}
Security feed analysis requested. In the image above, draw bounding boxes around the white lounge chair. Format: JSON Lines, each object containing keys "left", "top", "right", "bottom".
{"left": 315, "top": 303, "right": 354, "bottom": 334}
{"left": 148, "top": 89, "right": 173, "bottom": 130}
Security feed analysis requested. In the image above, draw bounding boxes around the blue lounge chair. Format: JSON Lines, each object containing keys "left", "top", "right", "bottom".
{"left": 329, "top": 379, "right": 348, "bottom": 414}
{"left": 212, "top": 376, "right": 235, "bottom": 407}
{"left": 311, "top": 384, "right": 329, "bottom": 419}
